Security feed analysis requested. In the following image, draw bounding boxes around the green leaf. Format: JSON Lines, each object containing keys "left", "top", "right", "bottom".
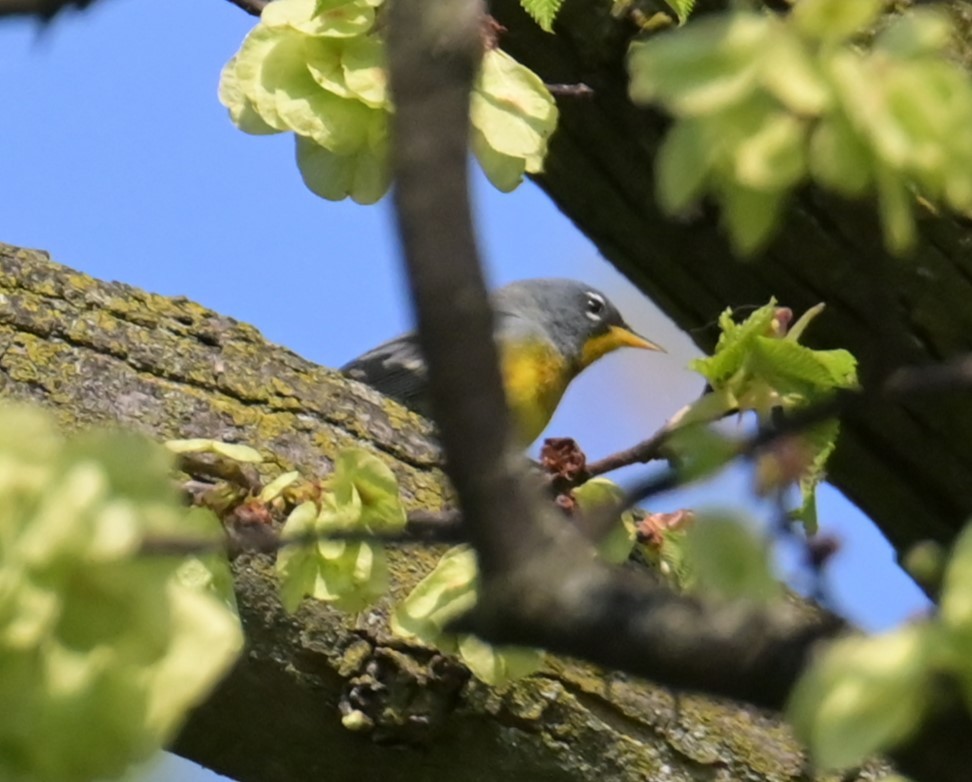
{"left": 809, "top": 113, "right": 873, "bottom": 197}
{"left": 785, "top": 420, "right": 840, "bottom": 535}
{"left": 572, "top": 478, "right": 637, "bottom": 564}
{"left": 234, "top": 26, "right": 381, "bottom": 154}
{"left": 655, "top": 118, "right": 714, "bottom": 213}
{"left": 392, "top": 547, "right": 543, "bottom": 685}
{"left": 471, "top": 128, "right": 529, "bottom": 192}
{"left": 788, "top": 625, "right": 933, "bottom": 770}
{"left": 519, "top": 0, "right": 565, "bottom": 33}
{"left": 264, "top": 0, "right": 377, "bottom": 38}
{"left": 759, "top": 32, "right": 831, "bottom": 115}
{"left": 746, "top": 338, "right": 857, "bottom": 402}
{"left": 732, "top": 111, "right": 807, "bottom": 191}
{"left": 296, "top": 135, "right": 389, "bottom": 205}
{"left": 792, "top": 0, "right": 883, "bottom": 43}
{"left": 692, "top": 300, "right": 857, "bottom": 415}
{"left": 328, "top": 448, "right": 406, "bottom": 533}
{"left": 276, "top": 482, "right": 393, "bottom": 613}
{"left": 222, "top": 2, "right": 558, "bottom": 202}
{"left": 667, "top": 0, "right": 696, "bottom": 26}
{"left": 219, "top": 55, "right": 282, "bottom": 136}
{"left": 719, "top": 180, "right": 787, "bottom": 256}
{"left": 456, "top": 634, "right": 544, "bottom": 687}
{"left": 259, "top": 470, "right": 301, "bottom": 503}
{"left": 937, "top": 521, "right": 972, "bottom": 706}
{"left": 691, "top": 300, "right": 779, "bottom": 389}
{"left": 391, "top": 546, "right": 479, "bottom": 643}
{"left": 664, "top": 423, "right": 739, "bottom": 483}
{"left": 211, "top": 442, "right": 263, "bottom": 463}
{"left": 471, "top": 49, "right": 558, "bottom": 167}
{"left": 275, "top": 501, "right": 322, "bottom": 613}
{"left": 173, "top": 508, "right": 238, "bottom": 614}
{"left": 0, "top": 405, "right": 242, "bottom": 782}
{"left": 876, "top": 9, "right": 953, "bottom": 60}
{"left": 341, "top": 34, "right": 388, "bottom": 108}
{"left": 305, "top": 37, "right": 356, "bottom": 99}
{"left": 681, "top": 514, "right": 780, "bottom": 601}
{"left": 164, "top": 438, "right": 262, "bottom": 463}
{"left": 628, "top": 15, "right": 770, "bottom": 116}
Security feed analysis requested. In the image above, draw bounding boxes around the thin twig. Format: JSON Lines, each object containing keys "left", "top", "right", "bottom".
{"left": 140, "top": 507, "right": 465, "bottom": 557}
{"left": 544, "top": 83, "right": 594, "bottom": 98}
{"left": 223, "top": 0, "right": 266, "bottom": 16}
{"left": 584, "top": 426, "right": 671, "bottom": 478}
{"left": 617, "top": 353, "right": 972, "bottom": 512}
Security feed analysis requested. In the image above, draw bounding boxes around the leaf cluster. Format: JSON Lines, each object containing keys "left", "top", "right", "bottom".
{"left": 628, "top": 0, "right": 972, "bottom": 254}
{"left": 0, "top": 408, "right": 242, "bottom": 782}
{"left": 220, "top": 0, "right": 559, "bottom": 202}
{"left": 789, "top": 521, "right": 972, "bottom": 772}
{"left": 276, "top": 448, "right": 406, "bottom": 612}
{"left": 670, "top": 300, "right": 857, "bottom": 532}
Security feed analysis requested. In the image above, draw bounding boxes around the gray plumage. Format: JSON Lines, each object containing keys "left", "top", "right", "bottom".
{"left": 340, "top": 279, "right": 635, "bottom": 414}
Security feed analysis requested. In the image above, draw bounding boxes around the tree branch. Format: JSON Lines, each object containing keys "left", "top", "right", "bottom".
{"left": 387, "top": 0, "right": 545, "bottom": 576}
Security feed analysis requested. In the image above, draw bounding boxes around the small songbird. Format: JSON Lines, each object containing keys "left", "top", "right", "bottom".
{"left": 341, "top": 278, "right": 664, "bottom": 445}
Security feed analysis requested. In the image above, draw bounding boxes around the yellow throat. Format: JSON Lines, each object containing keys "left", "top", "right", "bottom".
{"left": 500, "top": 327, "right": 662, "bottom": 446}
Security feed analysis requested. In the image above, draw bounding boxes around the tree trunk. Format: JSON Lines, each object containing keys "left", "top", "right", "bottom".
{"left": 0, "top": 242, "right": 881, "bottom": 781}
{"left": 489, "top": 0, "right": 972, "bottom": 562}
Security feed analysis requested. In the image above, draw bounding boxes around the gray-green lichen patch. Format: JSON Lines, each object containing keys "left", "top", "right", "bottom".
{"left": 0, "top": 243, "right": 444, "bottom": 499}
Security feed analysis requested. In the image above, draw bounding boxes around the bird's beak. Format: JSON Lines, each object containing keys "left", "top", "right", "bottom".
{"left": 609, "top": 324, "right": 665, "bottom": 353}
{"left": 580, "top": 325, "right": 665, "bottom": 368}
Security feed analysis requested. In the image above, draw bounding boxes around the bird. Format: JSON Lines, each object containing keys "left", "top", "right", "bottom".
{"left": 341, "top": 278, "right": 664, "bottom": 445}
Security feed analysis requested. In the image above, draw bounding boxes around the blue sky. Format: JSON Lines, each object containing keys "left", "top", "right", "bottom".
{"left": 1, "top": 2, "right": 931, "bottom": 779}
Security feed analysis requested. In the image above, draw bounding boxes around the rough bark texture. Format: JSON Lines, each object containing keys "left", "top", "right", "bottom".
{"left": 0, "top": 243, "right": 885, "bottom": 782}
{"left": 489, "top": 0, "right": 972, "bottom": 561}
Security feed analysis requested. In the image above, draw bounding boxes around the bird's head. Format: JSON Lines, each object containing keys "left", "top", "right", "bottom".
{"left": 493, "top": 278, "right": 664, "bottom": 373}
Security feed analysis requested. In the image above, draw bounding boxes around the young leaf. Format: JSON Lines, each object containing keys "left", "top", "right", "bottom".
{"left": 791, "top": 0, "right": 883, "bottom": 43}
{"left": 276, "top": 490, "right": 391, "bottom": 612}
{"left": 573, "top": 478, "right": 637, "bottom": 564}
{"left": 788, "top": 625, "right": 933, "bottom": 770}
{"left": 456, "top": 634, "right": 544, "bottom": 688}
{"left": 667, "top": 0, "right": 696, "bottom": 26}
{"left": 471, "top": 49, "right": 559, "bottom": 167}
{"left": 259, "top": 470, "right": 301, "bottom": 503}
{"left": 655, "top": 118, "right": 714, "bottom": 213}
{"left": 391, "top": 546, "right": 479, "bottom": 643}
{"left": 681, "top": 514, "right": 780, "bottom": 601}
{"left": 392, "top": 546, "right": 544, "bottom": 685}
{"left": 937, "top": 521, "right": 972, "bottom": 707}
{"left": 0, "top": 405, "right": 242, "bottom": 782}
{"left": 328, "top": 447, "right": 407, "bottom": 533}
{"left": 520, "top": 0, "right": 565, "bottom": 33}
{"left": 164, "top": 438, "right": 262, "bottom": 463}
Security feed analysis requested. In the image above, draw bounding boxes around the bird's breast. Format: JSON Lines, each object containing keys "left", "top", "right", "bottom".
{"left": 500, "top": 339, "right": 572, "bottom": 446}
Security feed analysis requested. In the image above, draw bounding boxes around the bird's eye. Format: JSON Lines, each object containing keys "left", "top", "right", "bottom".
{"left": 585, "top": 293, "right": 606, "bottom": 321}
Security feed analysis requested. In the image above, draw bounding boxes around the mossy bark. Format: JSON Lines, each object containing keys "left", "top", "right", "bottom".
{"left": 0, "top": 243, "right": 883, "bottom": 781}
{"left": 488, "top": 0, "right": 972, "bottom": 561}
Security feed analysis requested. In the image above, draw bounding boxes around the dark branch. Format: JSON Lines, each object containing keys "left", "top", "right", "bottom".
{"left": 223, "top": 0, "right": 266, "bottom": 16}
{"left": 0, "top": 0, "right": 95, "bottom": 19}
{"left": 140, "top": 508, "right": 465, "bottom": 557}
{"left": 387, "top": 0, "right": 545, "bottom": 576}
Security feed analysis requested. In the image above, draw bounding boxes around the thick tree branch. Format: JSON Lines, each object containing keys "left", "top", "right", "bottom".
{"left": 4, "top": 243, "right": 869, "bottom": 782}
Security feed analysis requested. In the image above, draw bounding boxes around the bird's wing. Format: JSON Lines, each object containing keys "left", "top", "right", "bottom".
{"left": 340, "top": 333, "right": 430, "bottom": 413}
{"left": 340, "top": 312, "right": 550, "bottom": 418}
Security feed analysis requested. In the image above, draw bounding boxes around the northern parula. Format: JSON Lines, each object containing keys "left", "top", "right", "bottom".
{"left": 341, "top": 278, "right": 663, "bottom": 444}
